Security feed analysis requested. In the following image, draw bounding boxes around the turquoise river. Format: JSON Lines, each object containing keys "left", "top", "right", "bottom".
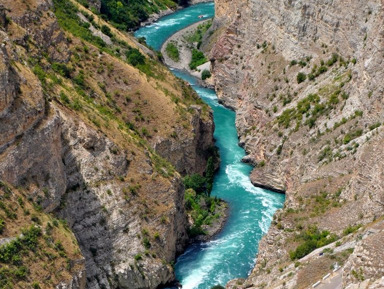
{"left": 135, "top": 3, "right": 285, "bottom": 289}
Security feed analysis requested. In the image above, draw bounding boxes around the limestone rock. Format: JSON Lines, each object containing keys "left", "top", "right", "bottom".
{"left": 0, "top": 0, "right": 216, "bottom": 288}
{"left": 209, "top": 0, "right": 384, "bottom": 287}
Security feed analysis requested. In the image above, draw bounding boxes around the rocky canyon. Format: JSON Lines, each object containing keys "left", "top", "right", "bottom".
{"left": 1, "top": 0, "right": 384, "bottom": 288}
{"left": 207, "top": 0, "right": 384, "bottom": 288}
{"left": 0, "top": 0, "right": 215, "bottom": 288}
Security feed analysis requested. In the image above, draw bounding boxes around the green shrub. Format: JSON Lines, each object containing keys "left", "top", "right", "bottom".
{"left": 134, "top": 253, "right": 142, "bottom": 261}
{"left": 201, "top": 69, "right": 211, "bottom": 80}
{"left": 73, "top": 70, "right": 86, "bottom": 88}
{"left": 165, "top": 42, "right": 180, "bottom": 62}
{"left": 101, "top": 24, "right": 113, "bottom": 37}
{"left": 369, "top": 122, "right": 381, "bottom": 131}
{"left": 184, "top": 174, "right": 206, "bottom": 194}
{"left": 0, "top": 226, "right": 42, "bottom": 264}
{"left": 52, "top": 62, "right": 72, "bottom": 78}
{"left": 60, "top": 91, "right": 70, "bottom": 104}
{"left": 317, "top": 65, "right": 328, "bottom": 75}
{"left": 297, "top": 72, "right": 306, "bottom": 84}
{"left": 318, "top": 146, "right": 332, "bottom": 162}
{"left": 33, "top": 64, "right": 47, "bottom": 84}
{"left": 142, "top": 237, "right": 151, "bottom": 249}
{"left": 126, "top": 48, "right": 145, "bottom": 67}
{"left": 290, "top": 240, "right": 318, "bottom": 260}
{"left": 343, "top": 129, "right": 363, "bottom": 144}
{"left": 308, "top": 73, "right": 315, "bottom": 81}
{"left": 277, "top": 108, "right": 296, "bottom": 128}
{"left": 289, "top": 226, "right": 338, "bottom": 260}
{"left": 343, "top": 224, "right": 361, "bottom": 236}
{"left": 0, "top": 218, "right": 5, "bottom": 234}
{"left": 99, "top": 0, "right": 177, "bottom": 31}
{"left": 327, "top": 53, "right": 339, "bottom": 67}
{"left": 189, "top": 49, "right": 207, "bottom": 70}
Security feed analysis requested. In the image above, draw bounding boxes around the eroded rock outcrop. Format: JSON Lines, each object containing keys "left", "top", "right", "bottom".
{"left": 0, "top": 0, "right": 215, "bottom": 288}
{"left": 209, "top": 0, "right": 384, "bottom": 287}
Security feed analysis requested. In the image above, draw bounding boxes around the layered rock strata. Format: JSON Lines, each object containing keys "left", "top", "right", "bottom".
{"left": 209, "top": 0, "right": 384, "bottom": 288}
{"left": 0, "top": 0, "right": 216, "bottom": 288}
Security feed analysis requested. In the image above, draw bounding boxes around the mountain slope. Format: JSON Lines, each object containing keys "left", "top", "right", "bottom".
{"left": 0, "top": 0, "right": 215, "bottom": 288}
{"left": 207, "top": 0, "right": 384, "bottom": 288}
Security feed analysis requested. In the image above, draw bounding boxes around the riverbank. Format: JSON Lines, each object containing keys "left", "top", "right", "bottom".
{"left": 136, "top": 3, "right": 285, "bottom": 287}
{"left": 190, "top": 199, "right": 229, "bottom": 243}
{"left": 161, "top": 20, "right": 215, "bottom": 88}
{"left": 160, "top": 19, "right": 227, "bottom": 244}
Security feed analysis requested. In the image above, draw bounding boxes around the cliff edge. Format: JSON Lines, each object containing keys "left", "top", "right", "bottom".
{"left": 209, "top": 0, "right": 384, "bottom": 288}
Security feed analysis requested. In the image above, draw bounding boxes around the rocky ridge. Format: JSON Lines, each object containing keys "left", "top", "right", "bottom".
{"left": 0, "top": 0, "right": 216, "bottom": 288}
{"left": 208, "top": 0, "right": 384, "bottom": 288}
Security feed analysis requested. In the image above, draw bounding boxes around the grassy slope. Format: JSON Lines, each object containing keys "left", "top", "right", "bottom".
{"left": 0, "top": 0, "right": 214, "bottom": 286}
{"left": 97, "top": 0, "right": 178, "bottom": 30}
{"left": 40, "top": 0, "right": 210, "bottom": 171}
{"left": 0, "top": 182, "right": 83, "bottom": 289}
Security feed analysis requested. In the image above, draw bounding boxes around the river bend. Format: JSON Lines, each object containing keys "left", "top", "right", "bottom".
{"left": 135, "top": 3, "right": 285, "bottom": 288}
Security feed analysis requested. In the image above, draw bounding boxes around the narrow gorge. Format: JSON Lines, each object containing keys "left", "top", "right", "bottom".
{"left": 0, "top": 0, "right": 383, "bottom": 289}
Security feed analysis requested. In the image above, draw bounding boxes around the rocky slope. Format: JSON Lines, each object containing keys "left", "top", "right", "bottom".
{"left": 0, "top": 0, "right": 215, "bottom": 288}
{"left": 208, "top": 0, "right": 384, "bottom": 288}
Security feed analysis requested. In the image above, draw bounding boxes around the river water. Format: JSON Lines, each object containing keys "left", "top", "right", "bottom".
{"left": 135, "top": 3, "right": 285, "bottom": 289}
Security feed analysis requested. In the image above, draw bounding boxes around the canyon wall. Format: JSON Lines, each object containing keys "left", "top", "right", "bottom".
{"left": 210, "top": 0, "right": 384, "bottom": 288}
{"left": 0, "top": 0, "right": 215, "bottom": 288}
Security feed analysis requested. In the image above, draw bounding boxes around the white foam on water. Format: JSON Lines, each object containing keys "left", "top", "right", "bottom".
{"left": 180, "top": 243, "right": 225, "bottom": 289}
{"left": 154, "top": 17, "right": 185, "bottom": 27}
{"left": 225, "top": 165, "right": 248, "bottom": 185}
{"left": 135, "top": 4, "right": 284, "bottom": 288}
{"left": 259, "top": 215, "right": 271, "bottom": 234}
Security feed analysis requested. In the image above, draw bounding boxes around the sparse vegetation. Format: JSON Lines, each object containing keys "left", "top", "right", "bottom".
{"left": 98, "top": 0, "right": 178, "bottom": 31}
{"left": 126, "top": 48, "right": 145, "bottom": 67}
{"left": 0, "top": 183, "right": 82, "bottom": 288}
{"left": 185, "top": 20, "right": 212, "bottom": 48}
{"left": 184, "top": 188, "right": 222, "bottom": 237}
{"left": 189, "top": 49, "right": 207, "bottom": 70}
{"left": 165, "top": 42, "right": 180, "bottom": 62}
{"left": 343, "top": 129, "right": 363, "bottom": 144}
{"left": 289, "top": 226, "right": 338, "bottom": 260}
{"left": 202, "top": 69, "right": 211, "bottom": 80}
{"left": 343, "top": 224, "right": 362, "bottom": 236}
{"left": 297, "top": 72, "right": 307, "bottom": 84}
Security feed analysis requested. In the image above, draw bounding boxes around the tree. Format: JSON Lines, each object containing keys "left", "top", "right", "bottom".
{"left": 202, "top": 69, "right": 211, "bottom": 80}
{"left": 126, "top": 48, "right": 145, "bottom": 66}
{"left": 183, "top": 174, "right": 206, "bottom": 194}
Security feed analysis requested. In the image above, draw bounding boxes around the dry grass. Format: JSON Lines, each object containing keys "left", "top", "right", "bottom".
{"left": 0, "top": 182, "right": 83, "bottom": 289}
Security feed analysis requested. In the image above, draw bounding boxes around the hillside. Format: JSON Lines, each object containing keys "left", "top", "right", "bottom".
{"left": 0, "top": 0, "right": 216, "bottom": 288}
{"left": 207, "top": 0, "right": 384, "bottom": 288}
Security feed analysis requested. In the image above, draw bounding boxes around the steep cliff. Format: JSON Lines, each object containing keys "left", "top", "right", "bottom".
{"left": 209, "top": 0, "right": 384, "bottom": 288}
{"left": 0, "top": 0, "right": 215, "bottom": 288}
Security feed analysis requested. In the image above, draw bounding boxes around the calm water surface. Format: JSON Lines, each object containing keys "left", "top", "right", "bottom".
{"left": 135, "top": 4, "right": 285, "bottom": 288}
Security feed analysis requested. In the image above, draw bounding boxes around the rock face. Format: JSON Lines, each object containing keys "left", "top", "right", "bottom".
{"left": 209, "top": 0, "right": 384, "bottom": 288}
{"left": 0, "top": 0, "right": 215, "bottom": 288}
